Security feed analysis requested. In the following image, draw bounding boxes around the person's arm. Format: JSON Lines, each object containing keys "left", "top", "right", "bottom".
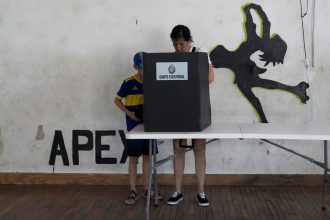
{"left": 199, "top": 47, "right": 215, "bottom": 84}
{"left": 114, "top": 97, "right": 140, "bottom": 121}
{"left": 208, "top": 64, "right": 214, "bottom": 84}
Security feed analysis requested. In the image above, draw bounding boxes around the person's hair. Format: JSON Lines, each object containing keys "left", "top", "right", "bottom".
{"left": 170, "top": 25, "right": 193, "bottom": 42}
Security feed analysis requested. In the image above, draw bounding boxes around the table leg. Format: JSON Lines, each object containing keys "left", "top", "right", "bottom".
{"left": 153, "top": 139, "right": 159, "bottom": 207}
{"left": 146, "top": 139, "right": 153, "bottom": 220}
{"left": 322, "top": 140, "right": 328, "bottom": 210}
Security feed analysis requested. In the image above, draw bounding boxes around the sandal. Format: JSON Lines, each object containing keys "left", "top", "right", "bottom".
{"left": 143, "top": 189, "right": 163, "bottom": 200}
{"left": 125, "top": 190, "right": 137, "bottom": 205}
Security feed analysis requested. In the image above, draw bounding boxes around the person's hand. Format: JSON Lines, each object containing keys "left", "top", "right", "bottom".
{"left": 127, "top": 111, "right": 140, "bottom": 121}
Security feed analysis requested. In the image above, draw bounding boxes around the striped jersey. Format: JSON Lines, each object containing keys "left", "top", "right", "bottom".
{"left": 116, "top": 75, "right": 144, "bottom": 131}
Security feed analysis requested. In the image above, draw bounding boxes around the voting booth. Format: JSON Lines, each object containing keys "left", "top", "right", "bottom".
{"left": 143, "top": 52, "right": 211, "bottom": 132}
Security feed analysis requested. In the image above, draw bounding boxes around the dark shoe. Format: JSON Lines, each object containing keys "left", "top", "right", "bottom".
{"left": 167, "top": 192, "right": 183, "bottom": 205}
{"left": 196, "top": 192, "right": 209, "bottom": 207}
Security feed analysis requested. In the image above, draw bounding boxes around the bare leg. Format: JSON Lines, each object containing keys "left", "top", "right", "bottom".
{"left": 193, "top": 139, "right": 206, "bottom": 193}
{"left": 142, "top": 154, "right": 150, "bottom": 190}
{"left": 173, "top": 139, "right": 186, "bottom": 193}
{"left": 129, "top": 156, "right": 139, "bottom": 191}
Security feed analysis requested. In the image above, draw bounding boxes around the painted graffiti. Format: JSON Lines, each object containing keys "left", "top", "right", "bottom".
{"left": 210, "top": 3, "right": 310, "bottom": 123}
{"left": 49, "top": 130, "right": 128, "bottom": 166}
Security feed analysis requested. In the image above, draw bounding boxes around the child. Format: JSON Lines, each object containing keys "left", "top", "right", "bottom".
{"left": 114, "top": 52, "right": 162, "bottom": 205}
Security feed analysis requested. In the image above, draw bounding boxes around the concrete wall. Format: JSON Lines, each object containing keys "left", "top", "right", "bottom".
{"left": 0, "top": 0, "right": 329, "bottom": 174}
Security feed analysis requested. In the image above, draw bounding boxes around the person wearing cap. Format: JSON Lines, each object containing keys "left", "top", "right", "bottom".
{"left": 115, "top": 52, "right": 162, "bottom": 205}
{"left": 166, "top": 25, "right": 214, "bottom": 207}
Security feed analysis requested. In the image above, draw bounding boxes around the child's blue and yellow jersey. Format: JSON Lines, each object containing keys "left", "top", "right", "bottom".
{"left": 116, "top": 75, "right": 144, "bottom": 131}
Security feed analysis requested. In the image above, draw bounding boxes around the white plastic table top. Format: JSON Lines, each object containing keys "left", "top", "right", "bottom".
{"left": 126, "top": 123, "right": 330, "bottom": 141}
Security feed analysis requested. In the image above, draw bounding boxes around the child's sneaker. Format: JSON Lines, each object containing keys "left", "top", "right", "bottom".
{"left": 196, "top": 192, "right": 209, "bottom": 207}
{"left": 125, "top": 190, "right": 138, "bottom": 205}
{"left": 143, "top": 189, "right": 163, "bottom": 200}
{"left": 167, "top": 192, "right": 183, "bottom": 205}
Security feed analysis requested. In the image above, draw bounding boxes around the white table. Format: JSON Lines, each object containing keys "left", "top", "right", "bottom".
{"left": 126, "top": 123, "right": 330, "bottom": 220}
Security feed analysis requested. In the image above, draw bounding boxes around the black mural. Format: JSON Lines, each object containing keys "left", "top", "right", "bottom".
{"left": 210, "top": 3, "right": 309, "bottom": 123}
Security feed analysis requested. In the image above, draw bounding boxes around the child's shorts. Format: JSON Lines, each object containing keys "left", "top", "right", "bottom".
{"left": 127, "top": 139, "right": 158, "bottom": 157}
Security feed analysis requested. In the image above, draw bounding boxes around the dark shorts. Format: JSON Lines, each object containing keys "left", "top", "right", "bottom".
{"left": 127, "top": 139, "right": 158, "bottom": 157}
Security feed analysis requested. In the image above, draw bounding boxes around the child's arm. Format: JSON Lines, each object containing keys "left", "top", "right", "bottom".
{"left": 114, "top": 97, "right": 140, "bottom": 121}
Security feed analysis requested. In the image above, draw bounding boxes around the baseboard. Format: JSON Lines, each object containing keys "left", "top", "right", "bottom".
{"left": 0, "top": 173, "right": 324, "bottom": 186}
